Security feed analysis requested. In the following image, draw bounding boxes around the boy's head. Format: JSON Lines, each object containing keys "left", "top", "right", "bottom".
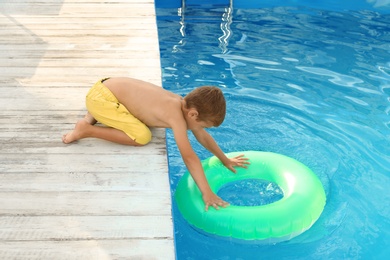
{"left": 184, "top": 86, "right": 226, "bottom": 127}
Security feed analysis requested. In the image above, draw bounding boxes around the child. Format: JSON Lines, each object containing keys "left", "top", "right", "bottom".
{"left": 62, "top": 77, "right": 249, "bottom": 210}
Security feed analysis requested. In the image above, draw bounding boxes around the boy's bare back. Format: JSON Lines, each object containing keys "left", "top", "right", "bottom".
{"left": 104, "top": 77, "right": 183, "bottom": 129}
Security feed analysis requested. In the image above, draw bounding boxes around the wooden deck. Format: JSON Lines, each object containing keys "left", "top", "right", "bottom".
{"left": 0, "top": 0, "right": 175, "bottom": 259}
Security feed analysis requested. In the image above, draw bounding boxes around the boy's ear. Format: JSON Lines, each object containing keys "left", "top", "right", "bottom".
{"left": 188, "top": 108, "right": 199, "bottom": 119}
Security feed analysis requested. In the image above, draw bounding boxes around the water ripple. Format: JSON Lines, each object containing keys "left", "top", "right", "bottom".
{"left": 296, "top": 66, "right": 364, "bottom": 87}
{"left": 213, "top": 53, "right": 281, "bottom": 65}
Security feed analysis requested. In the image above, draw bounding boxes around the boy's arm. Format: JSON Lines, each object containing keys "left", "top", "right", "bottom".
{"left": 171, "top": 123, "right": 228, "bottom": 211}
{"left": 192, "top": 128, "right": 230, "bottom": 164}
{"left": 192, "top": 128, "right": 249, "bottom": 173}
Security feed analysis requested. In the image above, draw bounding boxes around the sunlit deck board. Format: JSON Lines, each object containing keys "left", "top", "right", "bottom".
{"left": 0, "top": 0, "right": 174, "bottom": 259}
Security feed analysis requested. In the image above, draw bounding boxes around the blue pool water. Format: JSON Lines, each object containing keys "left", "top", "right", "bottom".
{"left": 217, "top": 179, "right": 284, "bottom": 207}
{"left": 155, "top": 1, "right": 390, "bottom": 259}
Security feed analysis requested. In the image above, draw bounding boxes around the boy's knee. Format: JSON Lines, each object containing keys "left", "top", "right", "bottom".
{"left": 132, "top": 128, "right": 152, "bottom": 146}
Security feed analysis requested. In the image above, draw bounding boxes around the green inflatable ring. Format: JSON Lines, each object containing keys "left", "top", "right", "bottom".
{"left": 174, "top": 151, "right": 326, "bottom": 242}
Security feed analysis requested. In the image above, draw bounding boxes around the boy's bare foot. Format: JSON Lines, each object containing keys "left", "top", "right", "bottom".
{"left": 62, "top": 119, "right": 91, "bottom": 144}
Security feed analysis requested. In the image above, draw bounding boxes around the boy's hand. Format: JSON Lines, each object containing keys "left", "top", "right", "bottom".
{"left": 224, "top": 154, "right": 250, "bottom": 173}
{"left": 202, "top": 191, "right": 229, "bottom": 211}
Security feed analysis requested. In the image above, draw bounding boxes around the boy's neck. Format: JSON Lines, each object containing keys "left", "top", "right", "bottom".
{"left": 181, "top": 100, "right": 191, "bottom": 129}
{"left": 180, "top": 99, "right": 188, "bottom": 113}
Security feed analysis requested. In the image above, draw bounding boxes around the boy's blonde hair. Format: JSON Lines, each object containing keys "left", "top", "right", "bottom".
{"left": 184, "top": 86, "right": 226, "bottom": 126}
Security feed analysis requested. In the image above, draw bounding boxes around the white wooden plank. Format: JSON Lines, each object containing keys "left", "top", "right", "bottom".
{"left": 0, "top": 68, "right": 162, "bottom": 84}
{"left": 1, "top": 58, "right": 160, "bottom": 67}
{"left": 0, "top": 152, "right": 168, "bottom": 173}
{"left": 0, "top": 17, "right": 156, "bottom": 27}
{"left": 0, "top": 99, "right": 85, "bottom": 110}
{"left": 0, "top": 171, "right": 169, "bottom": 192}
{"left": 0, "top": 86, "right": 90, "bottom": 98}
{"left": 0, "top": 29, "right": 158, "bottom": 37}
{"left": 0, "top": 87, "right": 97, "bottom": 98}
{"left": 0, "top": 240, "right": 175, "bottom": 260}
{"left": 0, "top": 75, "right": 162, "bottom": 86}
{"left": 0, "top": 44, "right": 159, "bottom": 52}
{"left": 0, "top": 36, "right": 159, "bottom": 44}
{"left": 0, "top": 49, "right": 159, "bottom": 59}
{"left": 0, "top": 138, "right": 167, "bottom": 155}
{"left": 0, "top": 216, "right": 173, "bottom": 240}
{"left": 0, "top": 4, "right": 156, "bottom": 17}
{"left": 0, "top": 110, "right": 86, "bottom": 120}
{"left": 2, "top": 129, "right": 165, "bottom": 144}
{"left": 0, "top": 191, "right": 172, "bottom": 216}
{"left": 0, "top": 77, "right": 161, "bottom": 86}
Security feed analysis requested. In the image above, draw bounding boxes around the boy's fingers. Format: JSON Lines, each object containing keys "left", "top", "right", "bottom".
{"left": 236, "top": 155, "right": 249, "bottom": 160}
{"left": 205, "top": 200, "right": 229, "bottom": 211}
{"left": 205, "top": 203, "right": 219, "bottom": 211}
{"left": 221, "top": 201, "right": 230, "bottom": 208}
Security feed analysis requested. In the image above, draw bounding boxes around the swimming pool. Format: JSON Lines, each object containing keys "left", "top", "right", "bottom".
{"left": 155, "top": 1, "right": 390, "bottom": 259}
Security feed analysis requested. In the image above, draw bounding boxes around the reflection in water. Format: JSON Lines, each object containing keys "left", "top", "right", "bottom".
{"left": 218, "top": 5, "right": 233, "bottom": 53}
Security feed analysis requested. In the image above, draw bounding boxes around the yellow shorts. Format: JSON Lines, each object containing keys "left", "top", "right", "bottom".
{"left": 85, "top": 79, "right": 152, "bottom": 145}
